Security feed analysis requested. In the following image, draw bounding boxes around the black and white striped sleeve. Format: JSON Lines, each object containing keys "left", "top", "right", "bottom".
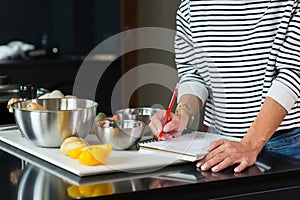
{"left": 175, "top": 0, "right": 209, "bottom": 105}
{"left": 268, "top": 5, "right": 300, "bottom": 112}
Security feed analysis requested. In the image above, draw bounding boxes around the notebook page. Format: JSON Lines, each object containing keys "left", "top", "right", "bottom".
{"left": 139, "top": 131, "right": 240, "bottom": 158}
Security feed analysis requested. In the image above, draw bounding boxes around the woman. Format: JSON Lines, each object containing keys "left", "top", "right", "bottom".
{"left": 149, "top": 0, "right": 300, "bottom": 173}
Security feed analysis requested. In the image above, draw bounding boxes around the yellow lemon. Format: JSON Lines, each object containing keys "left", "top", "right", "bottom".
{"left": 68, "top": 183, "right": 114, "bottom": 198}
{"left": 60, "top": 137, "right": 89, "bottom": 155}
{"left": 78, "top": 185, "right": 95, "bottom": 197}
{"left": 85, "top": 144, "right": 113, "bottom": 163}
{"left": 78, "top": 144, "right": 113, "bottom": 166}
{"left": 92, "top": 182, "right": 114, "bottom": 196}
{"left": 78, "top": 150, "right": 101, "bottom": 166}
{"left": 67, "top": 146, "right": 83, "bottom": 159}
{"left": 67, "top": 185, "right": 81, "bottom": 199}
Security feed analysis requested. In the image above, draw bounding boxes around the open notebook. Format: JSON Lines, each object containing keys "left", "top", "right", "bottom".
{"left": 138, "top": 131, "right": 241, "bottom": 162}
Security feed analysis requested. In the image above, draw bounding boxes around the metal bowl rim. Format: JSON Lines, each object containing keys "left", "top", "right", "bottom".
{"left": 99, "top": 119, "right": 145, "bottom": 128}
{"left": 11, "top": 98, "right": 98, "bottom": 113}
{"left": 116, "top": 107, "right": 161, "bottom": 115}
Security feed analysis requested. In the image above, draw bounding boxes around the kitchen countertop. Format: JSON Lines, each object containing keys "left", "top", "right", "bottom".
{"left": 1, "top": 129, "right": 300, "bottom": 200}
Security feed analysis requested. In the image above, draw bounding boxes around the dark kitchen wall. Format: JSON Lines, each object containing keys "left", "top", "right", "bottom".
{"left": 0, "top": 0, "right": 122, "bottom": 118}
{"left": 0, "top": 0, "right": 121, "bottom": 56}
{"left": 0, "top": 0, "right": 53, "bottom": 46}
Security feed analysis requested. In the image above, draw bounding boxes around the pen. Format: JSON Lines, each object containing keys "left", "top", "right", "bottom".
{"left": 158, "top": 83, "right": 179, "bottom": 140}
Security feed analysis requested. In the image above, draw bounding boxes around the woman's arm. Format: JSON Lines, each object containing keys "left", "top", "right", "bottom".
{"left": 199, "top": 96, "right": 288, "bottom": 173}
{"left": 241, "top": 96, "right": 288, "bottom": 160}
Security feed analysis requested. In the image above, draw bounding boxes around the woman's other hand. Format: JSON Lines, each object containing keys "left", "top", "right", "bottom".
{"left": 196, "top": 139, "right": 257, "bottom": 173}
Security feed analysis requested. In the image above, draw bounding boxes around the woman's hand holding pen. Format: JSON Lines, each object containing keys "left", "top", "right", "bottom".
{"left": 149, "top": 109, "right": 189, "bottom": 140}
{"left": 149, "top": 94, "right": 200, "bottom": 140}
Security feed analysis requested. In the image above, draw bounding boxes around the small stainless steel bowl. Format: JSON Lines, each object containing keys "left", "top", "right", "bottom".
{"left": 116, "top": 107, "right": 160, "bottom": 137}
{"left": 11, "top": 98, "right": 98, "bottom": 147}
{"left": 96, "top": 120, "right": 145, "bottom": 150}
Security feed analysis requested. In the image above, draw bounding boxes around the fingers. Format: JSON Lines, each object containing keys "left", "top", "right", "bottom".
{"left": 149, "top": 110, "right": 166, "bottom": 136}
{"left": 149, "top": 110, "right": 182, "bottom": 139}
{"left": 198, "top": 148, "right": 229, "bottom": 172}
{"left": 211, "top": 157, "right": 233, "bottom": 172}
{"left": 234, "top": 160, "right": 249, "bottom": 173}
{"left": 208, "top": 139, "right": 225, "bottom": 151}
{"left": 162, "top": 113, "right": 179, "bottom": 132}
{"left": 197, "top": 158, "right": 249, "bottom": 173}
{"left": 196, "top": 140, "right": 255, "bottom": 173}
{"left": 162, "top": 130, "right": 180, "bottom": 140}
{"left": 163, "top": 111, "right": 188, "bottom": 135}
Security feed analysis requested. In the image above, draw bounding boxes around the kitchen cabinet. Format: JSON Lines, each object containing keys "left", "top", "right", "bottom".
{"left": 0, "top": 56, "right": 121, "bottom": 124}
{"left": 0, "top": 56, "right": 87, "bottom": 94}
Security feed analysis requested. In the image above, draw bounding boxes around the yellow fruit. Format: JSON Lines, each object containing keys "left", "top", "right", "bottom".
{"left": 67, "top": 146, "right": 83, "bottom": 159}
{"left": 60, "top": 137, "right": 89, "bottom": 155}
{"left": 78, "top": 150, "right": 101, "bottom": 166}
{"left": 92, "top": 182, "right": 113, "bottom": 196}
{"left": 62, "top": 136, "right": 82, "bottom": 144}
{"left": 78, "top": 144, "right": 113, "bottom": 166}
{"left": 78, "top": 185, "right": 94, "bottom": 197}
{"left": 67, "top": 185, "right": 81, "bottom": 199}
{"left": 85, "top": 144, "right": 113, "bottom": 163}
{"left": 67, "top": 183, "right": 114, "bottom": 198}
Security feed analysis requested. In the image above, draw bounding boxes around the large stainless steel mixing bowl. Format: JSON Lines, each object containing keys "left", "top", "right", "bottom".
{"left": 11, "top": 98, "right": 98, "bottom": 147}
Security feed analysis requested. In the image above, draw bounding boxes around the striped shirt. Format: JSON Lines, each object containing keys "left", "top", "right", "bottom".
{"left": 175, "top": 0, "right": 300, "bottom": 137}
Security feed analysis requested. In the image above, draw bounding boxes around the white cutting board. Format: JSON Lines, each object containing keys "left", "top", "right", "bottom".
{"left": 0, "top": 129, "right": 183, "bottom": 177}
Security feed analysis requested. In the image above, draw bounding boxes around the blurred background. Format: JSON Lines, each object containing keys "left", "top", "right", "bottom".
{"left": 0, "top": 0, "right": 182, "bottom": 123}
